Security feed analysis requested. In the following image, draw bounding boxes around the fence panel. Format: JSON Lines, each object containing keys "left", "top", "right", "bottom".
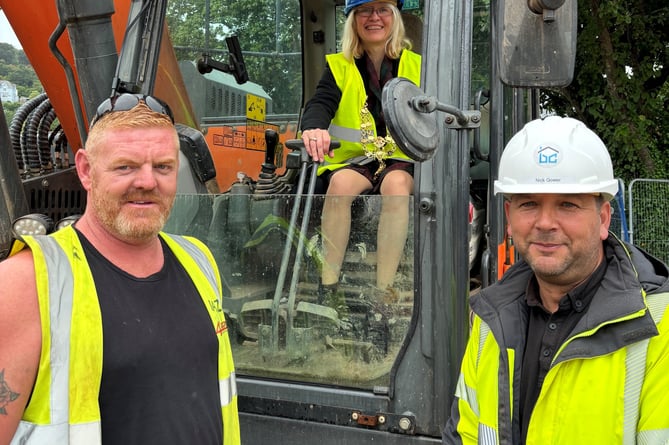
{"left": 610, "top": 178, "right": 629, "bottom": 242}
{"left": 628, "top": 179, "right": 669, "bottom": 265}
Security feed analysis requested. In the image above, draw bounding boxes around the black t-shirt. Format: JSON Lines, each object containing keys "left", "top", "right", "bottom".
{"left": 78, "top": 232, "right": 223, "bottom": 445}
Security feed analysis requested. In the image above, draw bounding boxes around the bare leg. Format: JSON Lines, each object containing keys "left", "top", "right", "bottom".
{"left": 320, "top": 195, "right": 355, "bottom": 285}
{"left": 320, "top": 169, "right": 372, "bottom": 285}
{"left": 376, "top": 170, "right": 414, "bottom": 290}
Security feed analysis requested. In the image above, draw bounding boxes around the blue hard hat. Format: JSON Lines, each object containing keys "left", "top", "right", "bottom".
{"left": 344, "top": 0, "right": 404, "bottom": 16}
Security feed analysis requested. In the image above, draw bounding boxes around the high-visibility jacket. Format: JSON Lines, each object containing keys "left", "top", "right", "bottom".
{"left": 320, "top": 50, "right": 421, "bottom": 174}
{"left": 10, "top": 226, "right": 240, "bottom": 445}
{"left": 443, "top": 236, "right": 669, "bottom": 445}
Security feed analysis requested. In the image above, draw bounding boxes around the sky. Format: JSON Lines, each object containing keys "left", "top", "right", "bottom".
{"left": 0, "top": 10, "right": 21, "bottom": 49}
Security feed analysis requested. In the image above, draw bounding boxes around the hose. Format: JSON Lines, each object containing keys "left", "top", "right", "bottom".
{"left": 52, "top": 127, "right": 68, "bottom": 169}
{"left": 8, "top": 93, "right": 48, "bottom": 172}
{"left": 23, "top": 98, "right": 53, "bottom": 174}
{"left": 47, "top": 123, "right": 61, "bottom": 152}
{"left": 37, "top": 108, "right": 57, "bottom": 171}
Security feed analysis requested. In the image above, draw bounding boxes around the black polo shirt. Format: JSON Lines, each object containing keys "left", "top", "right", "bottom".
{"left": 519, "top": 258, "right": 607, "bottom": 443}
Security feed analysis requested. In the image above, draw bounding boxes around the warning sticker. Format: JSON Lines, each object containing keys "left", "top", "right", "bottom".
{"left": 211, "top": 126, "right": 246, "bottom": 149}
{"left": 246, "top": 94, "right": 266, "bottom": 121}
{"left": 246, "top": 119, "right": 279, "bottom": 152}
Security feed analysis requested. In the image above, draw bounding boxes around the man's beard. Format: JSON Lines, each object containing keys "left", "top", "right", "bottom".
{"left": 90, "top": 187, "right": 174, "bottom": 242}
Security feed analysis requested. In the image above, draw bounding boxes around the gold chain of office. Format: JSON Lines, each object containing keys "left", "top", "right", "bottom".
{"left": 360, "top": 101, "right": 398, "bottom": 177}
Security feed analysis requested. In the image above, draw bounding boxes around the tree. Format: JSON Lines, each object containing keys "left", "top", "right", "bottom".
{"left": 0, "top": 43, "right": 18, "bottom": 65}
{"left": 0, "top": 45, "right": 42, "bottom": 124}
{"left": 166, "top": 0, "right": 302, "bottom": 115}
{"left": 543, "top": 0, "right": 669, "bottom": 182}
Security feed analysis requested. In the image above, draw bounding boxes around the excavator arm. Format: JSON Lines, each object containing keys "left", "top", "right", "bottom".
{"left": 1, "top": 0, "right": 199, "bottom": 150}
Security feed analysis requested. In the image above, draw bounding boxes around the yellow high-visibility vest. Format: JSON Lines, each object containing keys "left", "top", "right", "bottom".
{"left": 320, "top": 50, "right": 421, "bottom": 174}
{"left": 446, "top": 239, "right": 669, "bottom": 445}
{"left": 11, "top": 226, "right": 240, "bottom": 445}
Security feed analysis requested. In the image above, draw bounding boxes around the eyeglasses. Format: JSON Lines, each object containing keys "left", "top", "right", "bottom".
{"left": 89, "top": 93, "right": 174, "bottom": 129}
{"left": 355, "top": 5, "right": 394, "bottom": 18}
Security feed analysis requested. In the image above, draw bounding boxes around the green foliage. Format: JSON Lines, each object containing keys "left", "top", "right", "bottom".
{"left": 0, "top": 43, "right": 42, "bottom": 124}
{"left": 0, "top": 43, "right": 19, "bottom": 65}
{"left": 471, "top": 0, "right": 491, "bottom": 95}
{"left": 0, "top": 44, "right": 39, "bottom": 90}
{"left": 245, "top": 213, "right": 325, "bottom": 271}
{"left": 542, "top": 0, "right": 669, "bottom": 182}
{"left": 1, "top": 101, "right": 20, "bottom": 124}
{"left": 166, "top": 0, "right": 302, "bottom": 115}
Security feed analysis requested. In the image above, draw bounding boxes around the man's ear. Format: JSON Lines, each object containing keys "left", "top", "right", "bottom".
{"left": 600, "top": 200, "right": 612, "bottom": 241}
{"left": 504, "top": 199, "right": 512, "bottom": 237}
{"left": 75, "top": 149, "right": 93, "bottom": 192}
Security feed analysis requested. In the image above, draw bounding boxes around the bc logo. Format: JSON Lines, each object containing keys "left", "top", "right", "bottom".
{"left": 535, "top": 145, "right": 561, "bottom": 167}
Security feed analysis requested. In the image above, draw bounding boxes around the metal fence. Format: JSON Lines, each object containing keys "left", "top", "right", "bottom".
{"left": 628, "top": 178, "right": 669, "bottom": 265}
{"left": 610, "top": 178, "right": 629, "bottom": 243}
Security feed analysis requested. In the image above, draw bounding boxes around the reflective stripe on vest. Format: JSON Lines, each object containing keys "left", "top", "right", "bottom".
{"left": 638, "top": 429, "right": 669, "bottom": 445}
{"left": 11, "top": 422, "right": 100, "bottom": 445}
{"left": 162, "top": 234, "right": 239, "bottom": 411}
{"left": 11, "top": 229, "right": 240, "bottom": 445}
{"left": 219, "top": 372, "right": 238, "bottom": 407}
{"left": 151, "top": 234, "right": 241, "bottom": 445}
{"left": 328, "top": 122, "right": 362, "bottom": 144}
{"left": 455, "top": 371, "right": 481, "bottom": 419}
{"left": 477, "top": 322, "right": 491, "bottom": 369}
{"left": 623, "top": 291, "right": 669, "bottom": 445}
{"left": 319, "top": 50, "right": 421, "bottom": 174}
{"left": 453, "top": 319, "right": 490, "bottom": 419}
{"left": 463, "top": 292, "right": 669, "bottom": 445}
{"left": 11, "top": 233, "right": 102, "bottom": 445}
{"left": 478, "top": 423, "right": 498, "bottom": 445}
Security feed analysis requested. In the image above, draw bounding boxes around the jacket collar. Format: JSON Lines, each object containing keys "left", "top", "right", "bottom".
{"left": 471, "top": 235, "right": 666, "bottom": 356}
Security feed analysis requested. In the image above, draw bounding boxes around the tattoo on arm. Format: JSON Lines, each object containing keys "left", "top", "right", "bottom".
{"left": 0, "top": 369, "right": 20, "bottom": 416}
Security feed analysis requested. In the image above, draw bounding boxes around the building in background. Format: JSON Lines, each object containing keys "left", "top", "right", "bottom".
{"left": 0, "top": 79, "right": 18, "bottom": 103}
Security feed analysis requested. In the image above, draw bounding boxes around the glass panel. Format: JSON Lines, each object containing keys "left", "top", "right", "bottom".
{"left": 469, "top": 0, "right": 491, "bottom": 284}
{"left": 472, "top": 0, "right": 491, "bottom": 97}
{"left": 165, "top": 192, "right": 415, "bottom": 390}
{"left": 165, "top": 0, "right": 302, "bottom": 191}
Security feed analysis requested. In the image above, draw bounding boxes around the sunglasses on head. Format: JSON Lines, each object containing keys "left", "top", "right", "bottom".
{"left": 89, "top": 93, "right": 174, "bottom": 129}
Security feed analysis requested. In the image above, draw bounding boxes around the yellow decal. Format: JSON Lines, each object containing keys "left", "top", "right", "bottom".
{"left": 246, "top": 94, "right": 266, "bottom": 121}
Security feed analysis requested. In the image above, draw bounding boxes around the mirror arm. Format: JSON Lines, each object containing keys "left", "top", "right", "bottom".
{"left": 196, "top": 36, "right": 249, "bottom": 84}
{"left": 410, "top": 96, "right": 481, "bottom": 129}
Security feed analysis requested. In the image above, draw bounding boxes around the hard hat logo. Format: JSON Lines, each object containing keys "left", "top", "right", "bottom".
{"left": 494, "top": 116, "right": 619, "bottom": 200}
{"left": 536, "top": 145, "right": 561, "bottom": 167}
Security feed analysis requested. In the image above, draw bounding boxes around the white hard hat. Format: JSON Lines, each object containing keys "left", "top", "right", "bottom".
{"left": 493, "top": 116, "right": 618, "bottom": 200}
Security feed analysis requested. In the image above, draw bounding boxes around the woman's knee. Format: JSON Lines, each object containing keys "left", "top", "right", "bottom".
{"left": 326, "top": 170, "right": 371, "bottom": 195}
{"left": 380, "top": 170, "right": 414, "bottom": 195}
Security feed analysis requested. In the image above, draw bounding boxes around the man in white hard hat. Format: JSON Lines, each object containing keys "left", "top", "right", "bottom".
{"left": 443, "top": 116, "right": 669, "bottom": 444}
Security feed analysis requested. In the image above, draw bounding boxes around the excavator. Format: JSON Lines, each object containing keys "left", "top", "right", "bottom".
{"left": 0, "top": 0, "right": 577, "bottom": 442}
